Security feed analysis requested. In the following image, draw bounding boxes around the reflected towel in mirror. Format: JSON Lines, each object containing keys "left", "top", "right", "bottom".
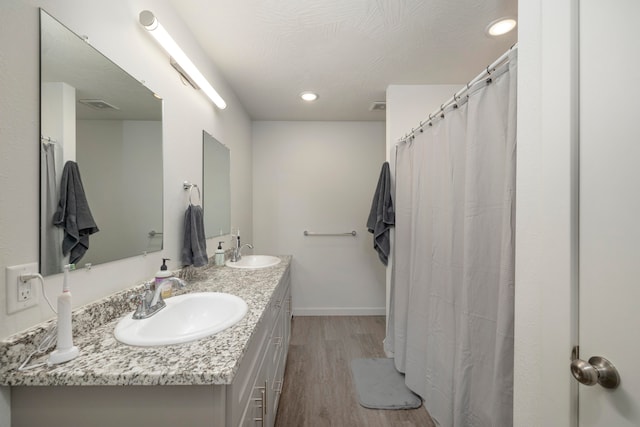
{"left": 53, "top": 161, "right": 99, "bottom": 264}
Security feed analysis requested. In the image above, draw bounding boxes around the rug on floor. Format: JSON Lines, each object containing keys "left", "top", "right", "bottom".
{"left": 350, "top": 358, "right": 422, "bottom": 410}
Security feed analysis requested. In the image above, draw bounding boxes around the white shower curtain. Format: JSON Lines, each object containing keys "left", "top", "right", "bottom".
{"left": 388, "top": 51, "right": 516, "bottom": 427}
{"left": 41, "top": 142, "right": 64, "bottom": 276}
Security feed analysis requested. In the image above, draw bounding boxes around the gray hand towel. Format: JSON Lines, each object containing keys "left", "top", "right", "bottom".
{"left": 181, "top": 204, "right": 208, "bottom": 267}
{"left": 367, "top": 162, "right": 395, "bottom": 266}
{"left": 53, "top": 161, "right": 99, "bottom": 264}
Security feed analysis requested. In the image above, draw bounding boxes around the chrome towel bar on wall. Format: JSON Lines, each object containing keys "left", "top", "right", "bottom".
{"left": 303, "top": 230, "right": 357, "bottom": 237}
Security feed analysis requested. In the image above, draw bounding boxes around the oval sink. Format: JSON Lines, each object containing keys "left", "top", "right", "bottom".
{"left": 225, "top": 255, "right": 281, "bottom": 269}
{"left": 114, "top": 292, "right": 247, "bottom": 347}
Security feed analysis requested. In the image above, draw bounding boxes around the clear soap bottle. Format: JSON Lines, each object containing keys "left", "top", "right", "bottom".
{"left": 214, "top": 242, "right": 225, "bottom": 266}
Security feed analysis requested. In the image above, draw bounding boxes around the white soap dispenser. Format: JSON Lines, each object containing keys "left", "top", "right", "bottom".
{"left": 214, "top": 241, "right": 225, "bottom": 266}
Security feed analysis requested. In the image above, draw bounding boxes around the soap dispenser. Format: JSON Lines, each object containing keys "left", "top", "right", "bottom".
{"left": 214, "top": 242, "right": 225, "bottom": 266}
{"left": 155, "top": 258, "right": 173, "bottom": 298}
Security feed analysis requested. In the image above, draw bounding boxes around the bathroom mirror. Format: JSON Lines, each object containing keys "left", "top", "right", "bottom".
{"left": 39, "top": 10, "right": 163, "bottom": 276}
{"left": 202, "top": 131, "right": 230, "bottom": 238}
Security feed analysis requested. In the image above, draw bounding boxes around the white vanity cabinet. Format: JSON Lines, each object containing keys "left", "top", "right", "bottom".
{"left": 235, "top": 269, "right": 291, "bottom": 427}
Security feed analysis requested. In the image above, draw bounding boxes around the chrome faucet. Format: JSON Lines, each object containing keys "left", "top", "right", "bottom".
{"left": 231, "top": 241, "right": 253, "bottom": 262}
{"left": 131, "top": 277, "right": 187, "bottom": 319}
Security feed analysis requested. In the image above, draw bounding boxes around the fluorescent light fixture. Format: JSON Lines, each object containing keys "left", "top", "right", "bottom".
{"left": 486, "top": 17, "right": 517, "bottom": 37}
{"left": 139, "top": 10, "right": 227, "bottom": 109}
{"left": 300, "top": 91, "right": 319, "bottom": 102}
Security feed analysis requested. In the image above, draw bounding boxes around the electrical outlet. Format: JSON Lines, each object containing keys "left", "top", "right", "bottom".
{"left": 6, "top": 262, "right": 39, "bottom": 314}
{"left": 18, "top": 278, "right": 32, "bottom": 301}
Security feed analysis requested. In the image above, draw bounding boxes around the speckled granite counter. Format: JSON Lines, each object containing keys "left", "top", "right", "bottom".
{"left": 0, "top": 256, "right": 291, "bottom": 387}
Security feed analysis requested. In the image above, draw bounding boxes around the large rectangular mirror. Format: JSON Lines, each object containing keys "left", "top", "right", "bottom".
{"left": 203, "top": 131, "right": 230, "bottom": 238}
{"left": 40, "top": 10, "right": 163, "bottom": 276}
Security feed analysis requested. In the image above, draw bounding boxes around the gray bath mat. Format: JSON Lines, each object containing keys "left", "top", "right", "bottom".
{"left": 351, "top": 358, "right": 422, "bottom": 410}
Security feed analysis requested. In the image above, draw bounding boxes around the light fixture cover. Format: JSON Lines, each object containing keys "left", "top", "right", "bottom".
{"left": 139, "top": 10, "right": 226, "bottom": 109}
{"left": 300, "top": 91, "right": 319, "bottom": 102}
{"left": 486, "top": 17, "right": 517, "bottom": 37}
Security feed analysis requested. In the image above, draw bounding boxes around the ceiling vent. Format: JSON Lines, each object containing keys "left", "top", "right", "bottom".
{"left": 369, "top": 101, "right": 386, "bottom": 111}
{"left": 78, "top": 99, "right": 120, "bottom": 111}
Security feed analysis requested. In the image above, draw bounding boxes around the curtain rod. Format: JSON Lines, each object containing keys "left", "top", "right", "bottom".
{"left": 398, "top": 42, "right": 518, "bottom": 143}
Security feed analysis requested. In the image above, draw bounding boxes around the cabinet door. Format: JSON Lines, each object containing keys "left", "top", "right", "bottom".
{"left": 268, "top": 316, "right": 284, "bottom": 424}
{"left": 282, "top": 285, "right": 292, "bottom": 355}
{"left": 239, "top": 360, "right": 268, "bottom": 427}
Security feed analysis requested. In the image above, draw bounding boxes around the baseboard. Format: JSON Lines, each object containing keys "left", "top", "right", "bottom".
{"left": 293, "top": 307, "right": 386, "bottom": 316}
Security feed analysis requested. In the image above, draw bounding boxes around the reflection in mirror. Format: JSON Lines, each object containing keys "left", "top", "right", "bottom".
{"left": 202, "top": 132, "right": 230, "bottom": 238}
{"left": 40, "top": 10, "right": 163, "bottom": 276}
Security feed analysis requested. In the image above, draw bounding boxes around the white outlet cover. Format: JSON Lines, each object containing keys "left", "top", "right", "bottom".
{"left": 6, "top": 262, "right": 39, "bottom": 314}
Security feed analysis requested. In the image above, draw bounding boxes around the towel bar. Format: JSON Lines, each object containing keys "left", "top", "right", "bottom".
{"left": 303, "top": 230, "right": 357, "bottom": 237}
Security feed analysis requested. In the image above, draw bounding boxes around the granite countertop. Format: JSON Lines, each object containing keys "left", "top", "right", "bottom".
{"left": 0, "top": 256, "right": 291, "bottom": 387}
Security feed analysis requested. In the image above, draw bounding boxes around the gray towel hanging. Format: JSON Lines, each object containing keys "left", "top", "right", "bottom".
{"left": 53, "top": 161, "right": 99, "bottom": 264}
{"left": 367, "top": 162, "right": 395, "bottom": 265}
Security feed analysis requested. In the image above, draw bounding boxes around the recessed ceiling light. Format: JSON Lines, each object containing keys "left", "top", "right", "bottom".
{"left": 300, "top": 91, "right": 319, "bottom": 102}
{"left": 486, "top": 17, "right": 517, "bottom": 37}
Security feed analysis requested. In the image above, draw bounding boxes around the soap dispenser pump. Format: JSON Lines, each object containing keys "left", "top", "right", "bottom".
{"left": 214, "top": 242, "right": 225, "bottom": 266}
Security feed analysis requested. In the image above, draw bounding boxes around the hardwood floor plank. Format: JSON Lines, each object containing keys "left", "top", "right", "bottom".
{"left": 275, "top": 316, "right": 435, "bottom": 427}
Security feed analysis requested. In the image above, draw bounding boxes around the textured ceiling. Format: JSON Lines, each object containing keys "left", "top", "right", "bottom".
{"left": 168, "top": 0, "right": 518, "bottom": 121}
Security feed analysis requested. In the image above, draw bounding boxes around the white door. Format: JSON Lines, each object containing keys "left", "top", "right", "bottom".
{"left": 577, "top": 1, "right": 640, "bottom": 425}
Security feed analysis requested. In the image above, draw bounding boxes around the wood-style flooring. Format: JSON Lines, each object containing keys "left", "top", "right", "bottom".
{"left": 275, "top": 316, "right": 435, "bottom": 427}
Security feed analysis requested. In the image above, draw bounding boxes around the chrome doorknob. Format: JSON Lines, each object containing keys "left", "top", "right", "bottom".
{"left": 570, "top": 356, "right": 620, "bottom": 389}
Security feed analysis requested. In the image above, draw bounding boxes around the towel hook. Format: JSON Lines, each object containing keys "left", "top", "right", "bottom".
{"left": 183, "top": 181, "right": 201, "bottom": 205}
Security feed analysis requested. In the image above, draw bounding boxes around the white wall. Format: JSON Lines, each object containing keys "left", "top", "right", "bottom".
{"left": 253, "top": 121, "right": 386, "bottom": 315}
{"left": 386, "top": 84, "right": 461, "bottom": 157}
{"left": 77, "top": 119, "right": 128, "bottom": 265}
{"left": 121, "top": 121, "right": 164, "bottom": 254}
{"left": 0, "top": 0, "right": 252, "bottom": 338}
{"left": 514, "top": 0, "right": 579, "bottom": 425}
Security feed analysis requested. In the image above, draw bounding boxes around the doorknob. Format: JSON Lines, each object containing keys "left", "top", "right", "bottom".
{"left": 570, "top": 356, "right": 620, "bottom": 389}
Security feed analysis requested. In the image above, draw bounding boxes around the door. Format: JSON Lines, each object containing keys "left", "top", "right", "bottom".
{"left": 577, "top": 0, "right": 640, "bottom": 425}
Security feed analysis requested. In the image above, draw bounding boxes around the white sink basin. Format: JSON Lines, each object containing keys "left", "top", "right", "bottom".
{"left": 114, "top": 292, "right": 247, "bottom": 347}
{"left": 225, "top": 255, "right": 281, "bottom": 269}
